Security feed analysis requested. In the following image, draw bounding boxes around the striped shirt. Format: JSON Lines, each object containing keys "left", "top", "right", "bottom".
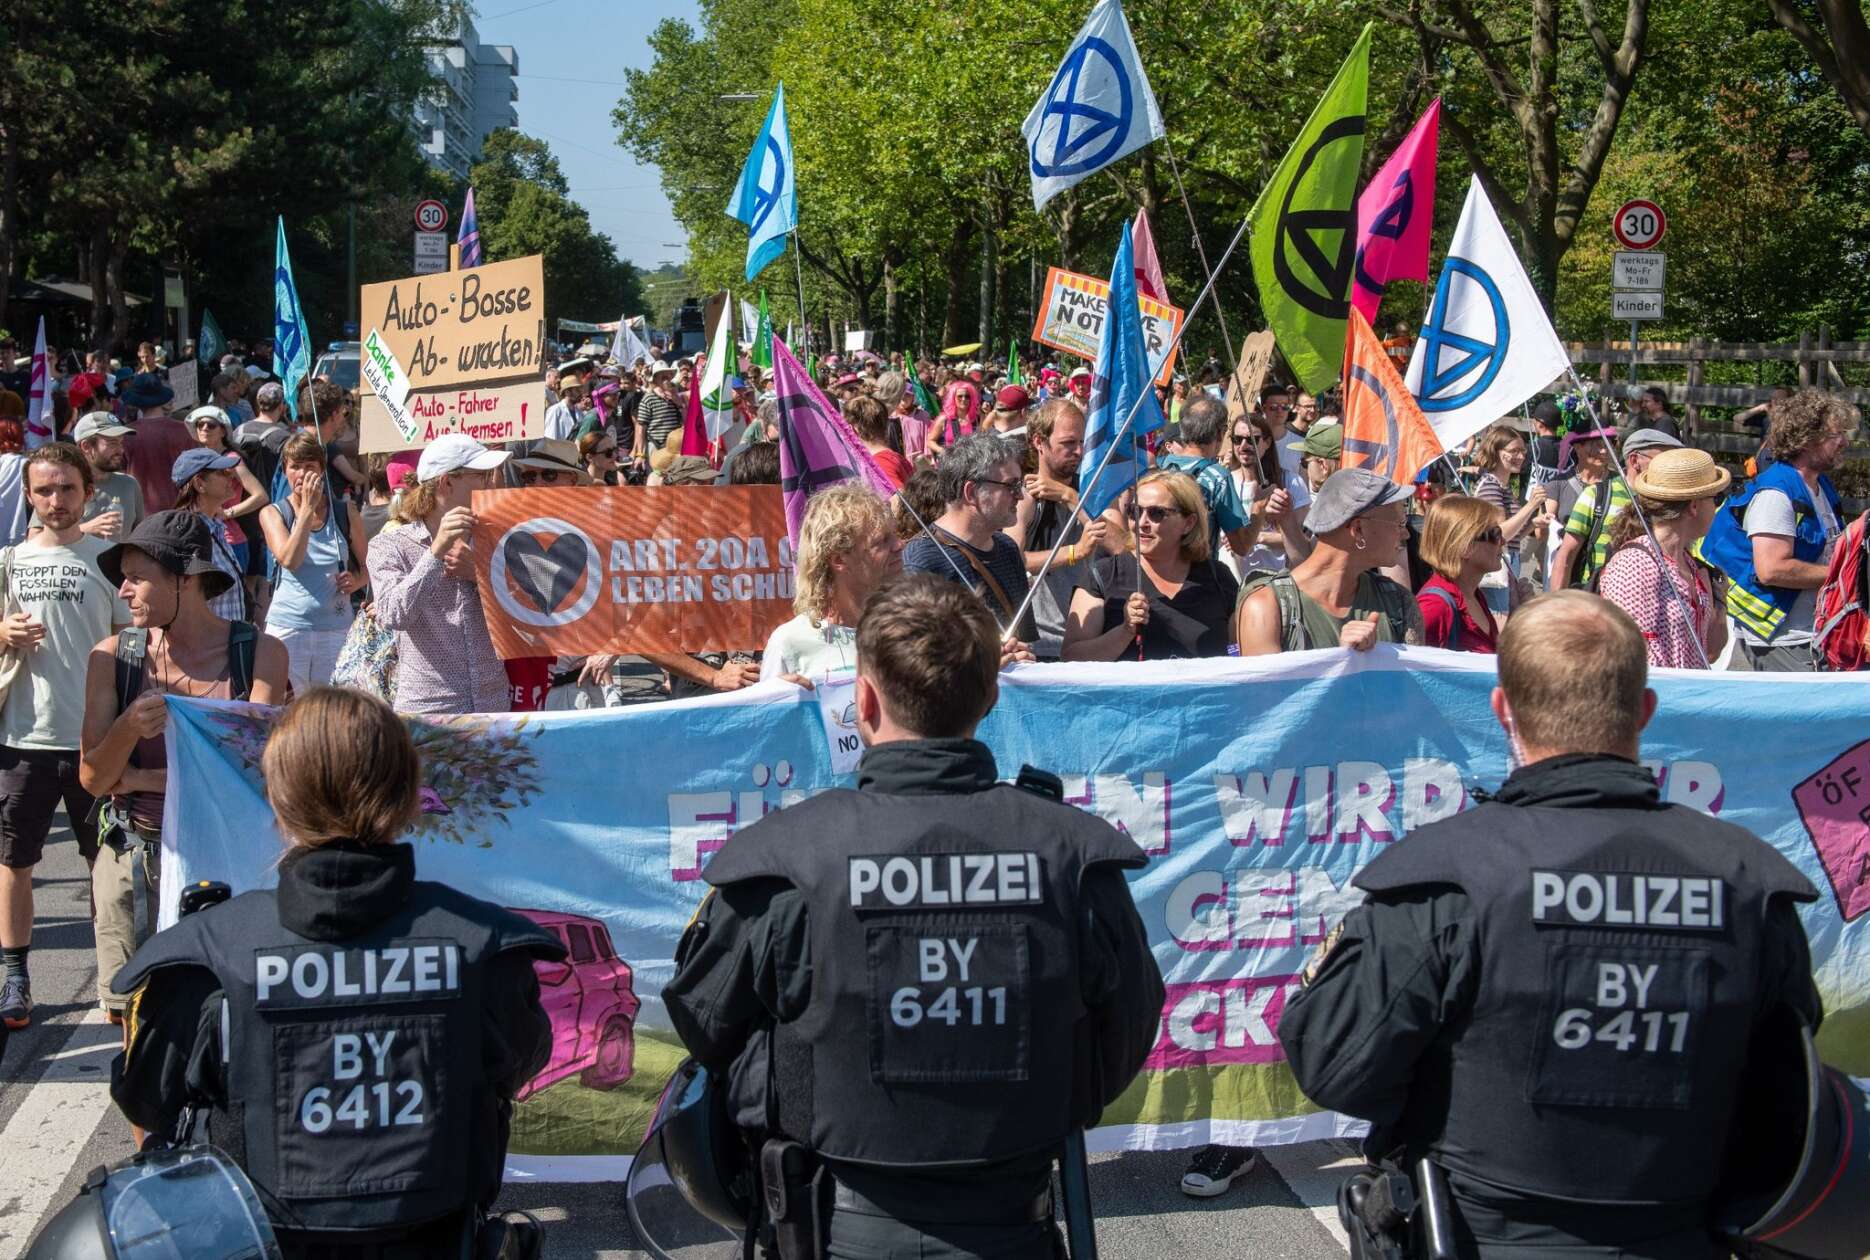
{"left": 1563, "top": 477, "right": 1632, "bottom": 586}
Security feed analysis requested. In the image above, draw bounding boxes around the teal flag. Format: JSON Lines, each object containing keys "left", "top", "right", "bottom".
{"left": 726, "top": 85, "right": 798, "bottom": 281}
{"left": 272, "top": 217, "right": 312, "bottom": 419}
{"left": 198, "top": 309, "right": 226, "bottom": 366}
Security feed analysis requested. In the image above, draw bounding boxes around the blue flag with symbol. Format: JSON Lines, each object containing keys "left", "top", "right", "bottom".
{"left": 1079, "top": 220, "right": 1164, "bottom": 519}
{"left": 726, "top": 84, "right": 798, "bottom": 282}
{"left": 458, "top": 187, "right": 482, "bottom": 269}
{"left": 1022, "top": 0, "right": 1165, "bottom": 212}
{"left": 272, "top": 217, "right": 311, "bottom": 420}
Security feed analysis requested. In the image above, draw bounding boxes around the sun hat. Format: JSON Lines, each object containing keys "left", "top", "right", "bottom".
{"left": 120, "top": 372, "right": 174, "bottom": 411}
{"left": 513, "top": 438, "right": 593, "bottom": 485}
{"left": 1306, "top": 467, "right": 1410, "bottom": 534}
{"left": 660, "top": 455, "right": 716, "bottom": 485}
{"left": 416, "top": 433, "right": 510, "bottom": 482}
{"left": 187, "top": 405, "right": 232, "bottom": 429}
{"left": 1629, "top": 447, "right": 1731, "bottom": 502}
{"left": 1068, "top": 366, "right": 1092, "bottom": 381}
{"left": 99, "top": 510, "right": 235, "bottom": 597}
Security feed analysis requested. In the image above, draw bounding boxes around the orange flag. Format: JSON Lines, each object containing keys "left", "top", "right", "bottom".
{"left": 1340, "top": 307, "right": 1444, "bottom": 486}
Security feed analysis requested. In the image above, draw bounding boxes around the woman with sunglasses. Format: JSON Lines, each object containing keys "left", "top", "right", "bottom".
{"left": 1063, "top": 471, "right": 1238, "bottom": 661}
{"left": 186, "top": 404, "right": 267, "bottom": 569}
{"left": 578, "top": 429, "right": 621, "bottom": 486}
{"left": 1223, "top": 412, "right": 1312, "bottom": 576}
{"left": 1414, "top": 494, "right": 1508, "bottom": 653}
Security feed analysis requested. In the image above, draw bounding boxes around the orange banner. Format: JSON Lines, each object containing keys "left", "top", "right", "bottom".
{"left": 470, "top": 486, "right": 793, "bottom": 658}
{"left": 1340, "top": 307, "right": 1445, "bottom": 486}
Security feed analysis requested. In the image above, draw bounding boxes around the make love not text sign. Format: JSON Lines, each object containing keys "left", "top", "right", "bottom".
{"left": 470, "top": 485, "right": 793, "bottom": 657}
{"left": 1032, "top": 266, "right": 1183, "bottom": 385}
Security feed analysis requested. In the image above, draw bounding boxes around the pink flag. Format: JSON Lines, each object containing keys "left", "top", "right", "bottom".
{"left": 680, "top": 359, "right": 708, "bottom": 457}
{"left": 771, "top": 335, "right": 896, "bottom": 543}
{"left": 1351, "top": 98, "right": 1439, "bottom": 324}
{"left": 24, "top": 318, "right": 51, "bottom": 448}
{"left": 1131, "top": 209, "right": 1168, "bottom": 303}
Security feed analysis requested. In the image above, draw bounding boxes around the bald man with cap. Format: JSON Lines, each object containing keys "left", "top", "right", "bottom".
{"left": 1279, "top": 592, "right": 1821, "bottom": 1258}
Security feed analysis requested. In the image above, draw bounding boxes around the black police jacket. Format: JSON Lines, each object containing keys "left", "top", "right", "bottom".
{"left": 1279, "top": 755, "right": 1821, "bottom": 1222}
{"left": 664, "top": 738, "right": 1164, "bottom": 1171}
{"left": 111, "top": 842, "right": 563, "bottom": 1240}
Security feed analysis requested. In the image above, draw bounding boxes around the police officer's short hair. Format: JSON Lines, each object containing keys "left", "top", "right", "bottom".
{"left": 857, "top": 575, "right": 998, "bottom": 738}
{"left": 1178, "top": 396, "right": 1227, "bottom": 448}
{"left": 262, "top": 686, "right": 422, "bottom": 848}
{"left": 1497, "top": 592, "right": 1648, "bottom": 756}
{"left": 937, "top": 432, "right": 1021, "bottom": 505}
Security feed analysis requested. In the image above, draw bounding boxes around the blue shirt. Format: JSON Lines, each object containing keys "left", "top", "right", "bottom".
{"left": 1157, "top": 452, "right": 1250, "bottom": 550}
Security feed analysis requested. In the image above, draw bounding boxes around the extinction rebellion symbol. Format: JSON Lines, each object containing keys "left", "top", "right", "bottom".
{"left": 1414, "top": 257, "right": 1510, "bottom": 412}
{"left": 1030, "top": 37, "right": 1135, "bottom": 179}
{"left": 491, "top": 518, "right": 603, "bottom": 628}
{"left": 1272, "top": 115, "right": 1367, "bottom": 320}
{"left": 749, "top": 137, "right": 787, "bottom": 234}
{"left": 1343, "top": 364, "right": 1404, "bottom": 480}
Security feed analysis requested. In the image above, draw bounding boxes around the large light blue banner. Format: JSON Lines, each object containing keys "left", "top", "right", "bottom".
{"left": 161, "top": 649, "right": 1870, "bottom": 1179}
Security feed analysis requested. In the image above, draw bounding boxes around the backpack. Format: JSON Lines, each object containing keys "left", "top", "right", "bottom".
{"left": 233, "top": 421, "right": 291, "bottom": 501}
{"left": 1243, "top": 570, "right": 1413, "bottom": 651}
{"left": 113, "top": 620, "right": 259, "bottom": 714}
{"left": 1418, "top": 584, "right": 1464, "bottom": 651}
{"left": 1814, "top": 511, "right": 1870, "bottom": 672}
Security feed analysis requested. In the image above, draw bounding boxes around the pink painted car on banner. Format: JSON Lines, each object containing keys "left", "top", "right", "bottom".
{"left": 513, "top": 909, "right": 641, "bottom": 1101}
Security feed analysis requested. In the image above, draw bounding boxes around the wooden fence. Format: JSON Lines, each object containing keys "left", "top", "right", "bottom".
{"left": 1567, "top": 328, "right": 1870, "bottom": 430}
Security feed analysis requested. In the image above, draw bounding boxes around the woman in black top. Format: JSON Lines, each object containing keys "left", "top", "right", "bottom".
{"left": 1063, "top": 470, "right": 1240, "bottom": 660}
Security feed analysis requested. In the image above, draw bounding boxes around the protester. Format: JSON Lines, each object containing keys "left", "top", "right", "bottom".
{"left": 1550, "top": 427, "right": 1680, "bottom": 590}
{"left": 1007, "top": 398, "right": 1116, "bottom": 658}
{"left": 1702, "top": 388, "right": 1853, "bottom": 670}
{"left": 543, "top": 375, "right": 588, "bottom": 440}
{"left": 1227, "top": 410, "right": 1310, "bottom": 576}
{"left": 1158, "top": 396, "right": 1257, "bottom": 557}
{"left": 257, "top": 434, "right": 369, "bottom": 688}
{"left": 902, "top": 432, "right": 1037, "bottom": 647}
{"left": 513, "top": 438, "right": 593, "bottom": 487}
{"left": 579, "top": 428, "right": 621, "bottom": 485}
{"left": 664, "top": 574, "right": 1160, "bottom": 1255}
{"left": 1068, "top": 365, "right": 1092, "bottom": 408}
{"left": 846, "top": 394, "right": 911, "bottom": 489}
{"left": 984, "top": 384, "right": 1029, "bottom": 435}
{"left": 80, "top": 512, "right": 287, "bottom": 1020}
{"left": 876, "top": 370, "right": 930, "bottom": 467}
{"left": 367, "top": 435, "right": 511, "bottom": 715}
{"left": 924, "top": 378, "right": 981, "bottom": 462}
{"left": 187, "top": 404, "right": 268, "bottom": 566}
{"left": 633, "top": 364, "right": 683, "bottom": 474}
{"left": 109, "top": 685, "right": 561, "bottom": 1258}
{"left": 73, "top": 412, "right": 146, "bottom": 541}
{"left": 0, "top": 412, "right": 27, "bottom": 547}
{"left": 119, "top": 375, "right": 194, "bottom": 514}
{"left": 169, "top": 447, "right": 253, "bottom": 621}
{"left": 1235, "top": 468, "right": 1423, "bottom": 655}
{"left": 1297, "top": 422, "right": 1342, "bottom": 494}
{"left": 1278, "top": 592, "right": 1820, "bottom": 1256}
{"left": 1064, "top": 470, "right": 1239, "bottom": 661}
{"left": 761, "top": 484, "right": 901, "bottom": 681}
{"left": 1469, "top": 422, "right": 1548, "bottom": 545}
{"left": 1525, "top": 398, "right": 1570, "bottom": 489}
{"left": 1415, "top": 495, "right": 1507, "bottom": 653}
{"left": 1636, "top": 384, "right": 1682, "bottom": 441}
{"left": 0, "top": 445, "right": 129, "bottom": 1030}
{"left": 1598, "top": 447, "right": 1731, "bottom": 669}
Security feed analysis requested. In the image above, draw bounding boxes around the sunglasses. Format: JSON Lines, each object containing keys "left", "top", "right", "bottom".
{"left": 518, "top": 468, "right": 573, "bottom": 486}
{"left": 1138, "top": 505, "right": 1184, "bottom": 523}
{"left": 1476, "top": 527, "right": 1505, "bottom": 545}
{"left": 592, "top": 445, "right": 618, "bottom": 457}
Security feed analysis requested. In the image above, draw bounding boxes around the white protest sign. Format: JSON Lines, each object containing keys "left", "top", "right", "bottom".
{"left": 361, "top": 327, "right": 419, "bottom": 444}
{"left": 814, "top": 672, "right": 863, "bottom": 775}
{"left": 166, "top": 365, "right": 199, "bottom": 413}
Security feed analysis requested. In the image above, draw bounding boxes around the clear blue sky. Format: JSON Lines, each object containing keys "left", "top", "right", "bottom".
{"left": 473, "top": 0, "right": 697, "bottom": 273}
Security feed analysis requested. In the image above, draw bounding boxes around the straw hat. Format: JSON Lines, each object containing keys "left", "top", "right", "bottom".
{"left": 1628, "top": 447, "right": 1731, "bottom": 502}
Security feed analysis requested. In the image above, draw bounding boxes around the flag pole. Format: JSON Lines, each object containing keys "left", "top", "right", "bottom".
{"left": 1160, "top": 132, "right": 1238, "bottom": 378}
{"left": 791, "top": 233, "right": 810, "bottom": 359}
{"left": 1004, "top": 213, "right": 1253, "bottom": 641}
{"left": 1562, "top": 366, "right": 1711, "bottom": 669}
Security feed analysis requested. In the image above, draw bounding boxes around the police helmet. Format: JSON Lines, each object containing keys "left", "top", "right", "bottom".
{"left": 1720, "top": 1020, "right": 1870, "bottom": 1259}
{"left": 26, "top": 1145, "right": 280, "bottom": 1260}
{"left": 624, "top": 1057, "right": 749, "bottom": 1260}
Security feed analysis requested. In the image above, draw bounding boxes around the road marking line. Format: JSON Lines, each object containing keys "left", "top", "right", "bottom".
{"left": 0, "top": 1011, "right": 121, "bottom": 1259}
{"left": 1264, "top": 1138, "right": 1360, "bottom": 1253}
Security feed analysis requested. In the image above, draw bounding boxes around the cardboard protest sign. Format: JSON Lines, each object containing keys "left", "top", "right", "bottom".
{"left": 359, "top": 255, "right": 549, "bottom": 452}
{"left": 1031, "top": 266, "right": 1184, "bottom": 386}
{"left": 470, "top": 485, "right": 792, "bottom": 657}
{"left": 166, "top": 365, "right": 200, "bottom": 413}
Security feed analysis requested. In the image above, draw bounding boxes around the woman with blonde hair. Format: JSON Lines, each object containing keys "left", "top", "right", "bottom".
{"left": 111, "top": 686, "right": 563, "bottom": 1255}
{"left": 760, "top": 484, "right": 902, "bottom": 681}
{"left": 1415, "top": 494, "right": 1507, "bottom": 653}
{"left": 1064, "top": 470, "right": 1239, "bottom": 660}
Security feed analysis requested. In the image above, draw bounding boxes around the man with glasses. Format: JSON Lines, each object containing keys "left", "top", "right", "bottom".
{"left": 1702, "top": 389, "right": 1854, "bottom": 671}
{"left": 903, "top": 432, "right": 1038, "bottom": 649}
{"left": 511, "top": 439, "right": 592, "bottom": 488}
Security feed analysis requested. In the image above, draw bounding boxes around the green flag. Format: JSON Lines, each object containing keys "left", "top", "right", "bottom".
{"left": 198, "top": 308, "right": 226, "bottom": 366}
{"left": 906, "top": 357, "right": 937, "bottom": 414}
{"left": 751, "top": 291, "right": 774, "bottom": 370}
{"left": 1008, "top": 337, "right": 1022, "bottom": 385}
{"left": 1245, "top": 23, "right": 1370, "bottom": 393}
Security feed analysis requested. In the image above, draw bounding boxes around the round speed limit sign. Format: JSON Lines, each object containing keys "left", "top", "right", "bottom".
{"left": 1612, "top": 199, "right": 1665, "bottom": 250}
{"left": 413, "top": 199, "right": 448, "bottom": 233}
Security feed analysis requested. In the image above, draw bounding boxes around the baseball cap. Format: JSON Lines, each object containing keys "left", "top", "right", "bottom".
{"left": 98, "top": 510, "right": 234, "bottom": 597}
{"left": 74, "top": 412, "right": 134, "bottom": 442}
{"left": 1069, "top": 366, "right": 1092, "bottom": 381}
{"left": 255, "top": 381, "right": 285, "bottom": 407}
{"left": 1300, "top": 423, "right": 1344, "bottom": 460}
{"left": 1306, "top": 467, "right": 1410, "bottom": 534}
{"left": 416, "top": 434, "right": 510, "bottom": 482}
{"left": 171, "top": 447, "right": 241, "bottom": 486}
{"left": 995, "top": 385, "right": 1030, "bottom": 411}
{"left": 1622, "top": 427, "right": 1684, "bottom": 456}
{"left": 243, "top": 364, "right": 269, "bottom": 380}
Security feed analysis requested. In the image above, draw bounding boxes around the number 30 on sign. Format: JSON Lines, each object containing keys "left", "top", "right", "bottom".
{"left": 1612, "top": 200, "right": 1666, "bottom": 251}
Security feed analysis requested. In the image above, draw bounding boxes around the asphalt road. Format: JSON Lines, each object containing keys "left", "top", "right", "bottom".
{"left": 0, "top": 809, "right": 1352, "bottom": 1259}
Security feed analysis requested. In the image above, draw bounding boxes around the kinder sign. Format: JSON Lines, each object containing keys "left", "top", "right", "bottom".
{"left": 1031, "top": 266, "right": 1185, "bottom": 386}
{"left": 470, "top": 485, "right": 793, "bottom": 657}
{"left": 359, "top": 255, "right": 549, "bottom": 452}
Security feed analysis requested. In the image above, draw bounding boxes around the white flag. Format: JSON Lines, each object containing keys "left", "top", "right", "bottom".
{"left": 24, "top": 318, "right": 51, "bottom": 449}
{"left": 740, "top": 299, "right": 760, "bottom": 346}
{"left": 699, "top": 299, "right": 736, "bottom": 440}
{"left": 1405, "top": 177, "right": 1572, "bottom": 451}
{"left": 613, "top": 314, "right": 653, "bottom": 368}
{"left": 1021, "top": 0, "right": 1165, "bottom": 212}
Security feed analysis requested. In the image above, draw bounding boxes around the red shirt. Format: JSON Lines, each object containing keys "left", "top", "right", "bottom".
{"left": 126, "top": 414, "right": 196, "bottom": 513}
{"left": 1415, "top": 573, "right": 1498, "bottom": 653}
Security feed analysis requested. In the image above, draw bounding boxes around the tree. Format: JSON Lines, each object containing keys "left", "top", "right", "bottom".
{"left": 1767, "top": 0, "right": 1870, "bottom": 136}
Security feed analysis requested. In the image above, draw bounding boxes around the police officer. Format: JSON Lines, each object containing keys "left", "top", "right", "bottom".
{"left": 110, "top": 686, "right": 565, "bottom": 1258}
{"left": 1278, "top": 591, "right": 1822, "bottom": 1257}
{"left": 663, "top": 574, "right": 1164, "bottom": 1258}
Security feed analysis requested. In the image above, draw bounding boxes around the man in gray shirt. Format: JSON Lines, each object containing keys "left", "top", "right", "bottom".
{"left": 73, "top": 413, "right": 145, "bottom": 542}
